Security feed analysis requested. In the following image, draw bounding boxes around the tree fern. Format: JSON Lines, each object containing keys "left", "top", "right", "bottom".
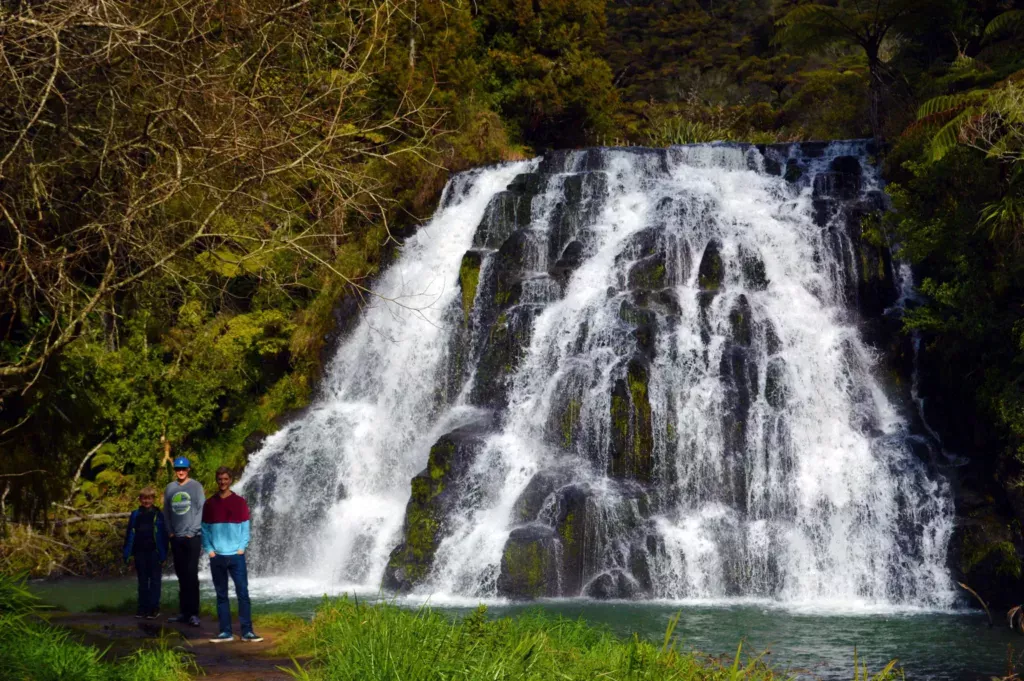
{"left": 984, "top": 10, "right": 1024, "bottom": 40}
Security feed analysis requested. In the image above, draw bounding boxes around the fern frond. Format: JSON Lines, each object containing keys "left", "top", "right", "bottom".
{"left": 916, "top": 92, "right": 985, "bottom": 119}
{"left": 929, "top": 107, "right": 978, "bottom": 161}
{"left": 984, "top": 10, "right": 1024, "bottom": 40}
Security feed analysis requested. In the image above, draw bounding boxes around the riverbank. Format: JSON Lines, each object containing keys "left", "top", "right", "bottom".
{"left": 5, "top": 572, "right": 923, "bottom": 681}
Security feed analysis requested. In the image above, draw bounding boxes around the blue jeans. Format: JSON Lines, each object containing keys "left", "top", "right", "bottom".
{"left": 210, "top": 553, "right": 252, "bottom": 635}
{"left": 134, "top": 550, "right": 162, "bottom": 614}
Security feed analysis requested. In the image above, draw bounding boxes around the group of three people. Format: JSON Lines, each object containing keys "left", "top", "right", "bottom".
{"left": 122, "top": 457, "right": 262, "bottom": 643}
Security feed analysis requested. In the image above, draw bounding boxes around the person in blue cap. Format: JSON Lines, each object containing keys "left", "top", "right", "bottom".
{"left": 163, "top": 456, "right": 205, "bottom": 626}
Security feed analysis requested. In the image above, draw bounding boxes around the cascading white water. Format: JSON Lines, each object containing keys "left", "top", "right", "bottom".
{"left": 241, "top": 142, "right": 955, "bottom": 609}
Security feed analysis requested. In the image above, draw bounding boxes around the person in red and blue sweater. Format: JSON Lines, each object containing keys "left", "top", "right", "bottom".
{"left": 122, "top": 487, "right": 169, "bottom": 619}
{"left": 202, "top": 466, "right": 262, "bottom": 643}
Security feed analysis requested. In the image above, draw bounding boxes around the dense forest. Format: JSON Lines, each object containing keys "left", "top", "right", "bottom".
{"left": 1, "top": 0, "right": 1023, "bottom": 603}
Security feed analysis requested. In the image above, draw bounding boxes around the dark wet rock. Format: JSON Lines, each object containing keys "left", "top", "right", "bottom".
{"left": 619, "top": 299, "right": 658, "bottom": 359}
{"left": 634, "top": 288, "right": 682, "bottom": 318}
{"left": 553, "top": 485, "right": 596, "bottom": 596}
{"left": 470, "top": 305, "right": 541, "bottom": 410}
{"left": 474, "top": 191, "right": 531, "bottom": 248}
{"left": 609, "top": 358, "right": 654, "bottom": 483}
{"left": 784, "top": 159, "right": 803, "bottom": 183}
{"left": 496, "top": 524, "right": 561, "bottom": 599}
{"left": 383, "top": 426, "right": 489, "bottom": 592}
{"left": 764, "top": 320, "right": 782, "bottom": 355}
{"left": 739, "top": 246, "right": 769, "bottom": 291}
{"left": 508, "top": 172, "right": 545, "bottom": 196}
{"left": 729, "top": 295, "right": 753, "bottom": 347}
{"left": 720, "top": 342, "right": 758, "bottom": 510}
{"left": 813, "top": 199, "right": 836, "bottom": 227}
{"left": 698, "top": 240, "right": 724, "bottom": 292}
{"left": 584, "top": 570, "right": 640, "bottom": 599}
{"left": 493, "top": 230, "right": 534, "bottom": 305}
{"left": 813, "top": 156, "right": 862, "bottom": 201}
{"left": 548, "top": 172, "right": 607, "bottom": 268}
{"left": 629, "top": 548, "right": 653, "bottom": 593}
{"left": 619, "top": 227, "right": 661, "bottom": 261}
{"left": 512, "top": 469, "right": 573, "bottom": 523}
{"left": 550, "top": 240, "right": 585, "bottom": 286}
{"left": 765, "top": 357, "right": 788, "bottom": 409}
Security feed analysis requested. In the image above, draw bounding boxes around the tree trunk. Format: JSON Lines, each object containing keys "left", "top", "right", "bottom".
{"left": 867, "top": 49, "right": 884, "bottom": 145}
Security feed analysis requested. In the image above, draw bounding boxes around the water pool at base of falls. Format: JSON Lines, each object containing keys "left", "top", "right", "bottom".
{"left": 34, "top": 577, "right": 1015, "bottom": 681}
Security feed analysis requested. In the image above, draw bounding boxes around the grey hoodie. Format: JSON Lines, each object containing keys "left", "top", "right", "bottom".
{"left": 163, "top": 478, "right": 205, "bottom": 537}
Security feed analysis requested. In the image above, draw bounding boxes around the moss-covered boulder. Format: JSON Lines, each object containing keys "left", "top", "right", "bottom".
{"left": 496, "top": 524, "right": 561, "bottom": 599}
{"left": 697, "top": 239, "right": 724, "bottom": 292}
{"left": 627, "top": 254, "right": 668, "bottom": 291}
{"left": 458, "top": 251, "right": 484, "bottom": 326}
{"left": 382, "top": 426, "right": 488, "bottom": 593}
{"left": 608, "top": 359, "right": 654, "bottom": 483}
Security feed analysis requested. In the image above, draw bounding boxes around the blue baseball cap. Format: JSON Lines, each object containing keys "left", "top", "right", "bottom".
{"left": 172, "top": 456, "right": 191, "bottom": 469}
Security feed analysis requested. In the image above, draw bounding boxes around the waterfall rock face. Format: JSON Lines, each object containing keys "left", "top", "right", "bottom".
{"left": 240, "top": 142, "right": 956, "bottom": 608}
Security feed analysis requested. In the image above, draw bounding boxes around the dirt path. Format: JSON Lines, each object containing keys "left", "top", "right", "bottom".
{"left": 48, "top": 612, "right": 300, "bottom": 681}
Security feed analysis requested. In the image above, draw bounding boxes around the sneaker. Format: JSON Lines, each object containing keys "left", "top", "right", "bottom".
{"left": 240, "top": 631, "right": 263, "bottom": 643}
{"left": 209, "top": 632, "right": 234, "bottom": 643}
{"left": 187, "top": 615, "right": 201, "bottom": 627}
{"left": 134, "top": 612, "right": 145, "bottom": 619}
{"left": 146, "top": 611, "right": 160, "bottom": 620}
{"left": 167, "top": 614, "right": 186, "bottom": 623}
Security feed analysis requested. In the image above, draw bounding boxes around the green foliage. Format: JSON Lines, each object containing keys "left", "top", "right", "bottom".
{"left": 274, "top": 597, "right": 902, "bottom": 681}
{"left": 0, "top": 574, "right": 194, "bottom": 681}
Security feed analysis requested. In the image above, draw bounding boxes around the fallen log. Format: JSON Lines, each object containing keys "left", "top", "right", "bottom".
{"left": 55, "top": 512, "right": 131, "bottom": 526}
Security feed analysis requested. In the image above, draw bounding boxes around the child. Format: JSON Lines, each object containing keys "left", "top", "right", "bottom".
{"left": 123, "top": 487, "right": 169, "bottom": 619}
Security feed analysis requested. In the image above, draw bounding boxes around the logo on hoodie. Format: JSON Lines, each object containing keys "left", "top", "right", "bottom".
{"left": 171, "top": 491, "right": 192, "bottom": 516}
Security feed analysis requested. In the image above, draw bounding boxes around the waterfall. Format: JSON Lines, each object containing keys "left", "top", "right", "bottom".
{"left": 240, "top": 142, "right": 955, "bottom": 608}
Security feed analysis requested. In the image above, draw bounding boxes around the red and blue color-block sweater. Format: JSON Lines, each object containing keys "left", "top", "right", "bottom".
{"left": 201, "top": 492, "right": 251, "bottom": 556}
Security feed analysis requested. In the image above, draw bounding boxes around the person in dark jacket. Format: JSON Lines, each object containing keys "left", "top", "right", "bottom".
{"left": 123, "top": 486, "right": 169, "bottom": 619}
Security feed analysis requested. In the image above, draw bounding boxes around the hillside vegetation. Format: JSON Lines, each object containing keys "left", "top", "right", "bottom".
{"left": 1, "top": 0, "right": 1024, "bottom": 605}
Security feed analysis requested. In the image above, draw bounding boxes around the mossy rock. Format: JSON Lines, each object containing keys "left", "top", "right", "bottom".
{"left": 458, "top": 251, "right": 484, "bottom": 325}
{"left": 608, "top": 358, "right": 654, "bottom": 483}
{"left": 697, "top": 240, "right": 724, "bottom": 292}
{"left": 627, "top": 254, "right": 668, "bottom": 291}
{"left": 496, "top": 524, "right": 560, "bottom": 599}
{"left": 382, "top": 426, "right": 489, "bottom": 593}
{"left": 633, "top": 288, "right": 681, "bottom": 318}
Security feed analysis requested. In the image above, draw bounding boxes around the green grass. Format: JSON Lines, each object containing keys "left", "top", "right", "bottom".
{"left": 0, "top": 574, "right": 194, "bottom": 681}
{"left": 272, "top": 597, "right": 903, "bottom": 681}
